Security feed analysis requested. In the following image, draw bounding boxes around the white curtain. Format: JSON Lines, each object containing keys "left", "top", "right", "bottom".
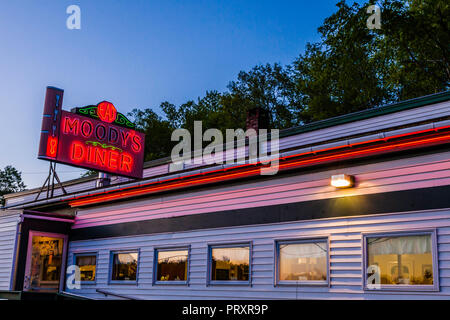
{"left": 280, "top": 242, "right": 327, "bottom": 258}
{"left": 368, "top": 235, "right": 431, "bottom": 255}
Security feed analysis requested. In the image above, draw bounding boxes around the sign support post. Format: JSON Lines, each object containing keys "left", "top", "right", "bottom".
{"left": 35, "top": 161, "right": 67, "bottom": 201}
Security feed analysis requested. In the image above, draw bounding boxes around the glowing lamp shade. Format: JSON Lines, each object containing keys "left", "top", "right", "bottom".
{"left": 331, "top": 174, "right": 355, "bottom": 188}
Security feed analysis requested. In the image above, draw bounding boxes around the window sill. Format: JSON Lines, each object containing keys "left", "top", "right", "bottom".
{"left": 364, "top": 285, "right": 439, "bottom": 292}
{"left": 108, "top": 280, "right": 138, "bottom": 285}
{"left": 208, "top": 281, "right": 251, "bottom": 286}
{"left": 276, "top": 281, "right": 328, "bottom": 287}
{"left": 154, "top": 281, "right": 189, "bottom": 286}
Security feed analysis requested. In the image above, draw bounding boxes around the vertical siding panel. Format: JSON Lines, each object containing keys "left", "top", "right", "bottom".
{"left": 0, "top": 212, "right": 19, "bottom": 290}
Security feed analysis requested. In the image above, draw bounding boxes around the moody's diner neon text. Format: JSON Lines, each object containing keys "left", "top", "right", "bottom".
{"left": 61, "top": 112, "right": 143, "bottom": 175}
{"left": 38, "top": 87, "right": 145, "bottom": 179}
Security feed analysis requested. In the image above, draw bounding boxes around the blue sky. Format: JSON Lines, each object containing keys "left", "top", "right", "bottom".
{"left": 0, "top": 0, "right": 363, "bottom": 188}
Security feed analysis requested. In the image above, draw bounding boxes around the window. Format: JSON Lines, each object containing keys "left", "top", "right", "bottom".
{"left": 154, "top": 248, "right": 189, "bottom": 284}
{"left": 209, "top": 244, "right": 250, "bottom": 284}
{"left": 74, "top": 253, "right": 97, "bottom": 282}
{"left": 365, "top": 231, "right": 438, "bottom": 290}
{"left": 276, "top": 239, "right": 328, "bottom": 285}
{"left": 110, "top": 251, "right": 139, "bottom": 282}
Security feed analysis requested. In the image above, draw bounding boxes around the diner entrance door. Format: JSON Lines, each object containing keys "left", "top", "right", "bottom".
{"left": 23, "top": 231, "right": 68, "bottom": 292}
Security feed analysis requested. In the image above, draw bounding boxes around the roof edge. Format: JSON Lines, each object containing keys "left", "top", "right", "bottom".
{"left": 142, "top": 91, "right": 450, "bottom": 168}
{"left": 279, "top": 90, "right": 450, "bottom": 138}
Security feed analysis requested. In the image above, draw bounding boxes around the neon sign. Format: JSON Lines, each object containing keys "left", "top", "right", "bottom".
{"left": 38, "top": 87, "right": 145, "bottom": 179}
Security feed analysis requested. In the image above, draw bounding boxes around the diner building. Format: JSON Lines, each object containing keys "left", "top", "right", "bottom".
{"left": 1, "top": 91, "right": 450, "bottom": 299}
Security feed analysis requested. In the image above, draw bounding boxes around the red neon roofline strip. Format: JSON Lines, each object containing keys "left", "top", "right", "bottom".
{"left": 69, "top": 125, "right": 449, "bottom": 200}
{"left": 68, "top": 125, "right": 450, "bottom": 207}
{"left": 69, "top": 125, "right": 448, "bottom": 200}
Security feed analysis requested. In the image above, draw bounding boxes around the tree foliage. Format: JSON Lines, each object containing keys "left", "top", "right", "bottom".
{"left": 378, "top": 0, "right": 449, "bottom": 99}
{"left": 129, "top": 107, "right": 176, "bottom": 162}
{"left": 293, "top": 1, "right": 392, "bottom": 122}
{"left": 226, "top": 64, "right": 300, "bottom": 128}
{"left": 0, "top": 165, "right": 26, "bottom": 206}
{"left": 129, "top": 0, "right": 449, "bottom": 162}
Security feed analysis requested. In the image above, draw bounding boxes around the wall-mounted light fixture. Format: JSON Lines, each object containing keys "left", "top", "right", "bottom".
{"left": 331, "top": 174, "right": 355, "bottom": 188}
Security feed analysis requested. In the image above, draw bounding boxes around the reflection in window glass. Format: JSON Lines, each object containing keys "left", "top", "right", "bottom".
{"left": 367, "top": 234, "right": 434, "bottom": 285}
{"left": 29, "top": 236, "right": 64, "bottom": 290}
{"left": 156, "top": 249, "right": 188, "bottom": 282}
{"left": 111, "top": 252, "right": 138, "bottom": 281}
{"left": 211, "top": 246, "right": 249, "bottom": 281}
{"left": 76, "top": 255, "right": 96, "bottom": 281}
{"left": 279, "top": 241, "right": 327, "bottom": 282}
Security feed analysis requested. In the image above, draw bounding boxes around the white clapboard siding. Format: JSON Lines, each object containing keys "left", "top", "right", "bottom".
{"left": 143, "top": 164, "right": 169, "bottom": 178}
{"left": 0, "top": 211, "right": 19, "bottom": 290}
{"left": 73, "top": 151, "right": 450, "bottom": 228}
{"left": 66, "top": 208, "right": 450, "bottom": 300}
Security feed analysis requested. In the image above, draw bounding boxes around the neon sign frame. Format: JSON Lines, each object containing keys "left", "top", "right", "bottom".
{"left": 38, "top": 87, "right": 145, "bottom": 179}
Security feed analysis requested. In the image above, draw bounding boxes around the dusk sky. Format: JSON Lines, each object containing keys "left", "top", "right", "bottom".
{"left": 0, "top": 0, "right": 363, "bottom": 189}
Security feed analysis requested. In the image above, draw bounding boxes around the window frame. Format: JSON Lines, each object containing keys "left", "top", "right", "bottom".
{"left": 274, "top": 237, "right": 330, "bottom": 287}
{"left": 207, "top": 242, "right": 252, "bottom": 286}
{"left": 108, "top": 249, "right": 140, "bottom": 285}
{"left": 72, "top": 251, "right": 98, "bottom": 285}
{"left": 362, "top": 229, "right": 439, "bottom": 292}
{"left": 24, "top": 231, "right": 69, "bottom": 293}
{"left": 153, "top": 246, "right": 191, "bottom": 286}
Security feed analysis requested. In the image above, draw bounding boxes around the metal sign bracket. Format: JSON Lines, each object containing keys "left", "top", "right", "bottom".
{"left": 35, "top": 162, "right": 68, "bottom": 201}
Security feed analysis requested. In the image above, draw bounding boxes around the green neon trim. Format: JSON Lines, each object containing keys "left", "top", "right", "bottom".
{"left": 75, "top": 105, "right": 136, "bottom": 129}
{"left": 77, "top": 105, "right": 99, "bottom": 119}
{"left": 86, "top": 141, "right": 123, "bottom": 153}
{"left": 115, "top": 112, "right": 136, "bottom": 129}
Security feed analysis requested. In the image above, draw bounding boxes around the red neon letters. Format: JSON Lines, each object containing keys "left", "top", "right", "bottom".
{"left": 38, "top": 88, "right": 145, "bottom": 179}
{"left": 53, "top": 110, "right": 145, "bottom": 178}
{"left": 70, "top": 141, "right": 134, "bottom": 173}
{"left": 62, "top": 116, "right": 142, "bottom": 152}
{"left": 46, "top": 136, "right": 58, "bottom": 157}
{"left": 97, "top": 101, "right": 117, "bottom": 123}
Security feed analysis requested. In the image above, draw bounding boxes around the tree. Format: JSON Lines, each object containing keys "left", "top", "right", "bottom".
{"left": 377, "top": 0, "right": 449, "bottom": 99}
{"left": 293, "top": 1, "right": 395, "bottom": 122}
{"left": 129, "top": 107, "right": 176, "bottom": 162}
{"left": 162, "top": 90, "right": 249, "bottom": 137}
{"left": 128, "top": 0, "right": 449, "bottom": 162}
{"left": 0, "top": 165, "right": 26, "bottom": 206}
{"left": 292, "top": 0, "right": 449, "bottom": 122}
{"left": 226, "top": 64, "right": 300, "bottom": 128}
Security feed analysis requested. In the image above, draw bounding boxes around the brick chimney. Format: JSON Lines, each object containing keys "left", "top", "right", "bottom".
{"left": 246, "top": 107, "right": 270, "bottom": 132}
